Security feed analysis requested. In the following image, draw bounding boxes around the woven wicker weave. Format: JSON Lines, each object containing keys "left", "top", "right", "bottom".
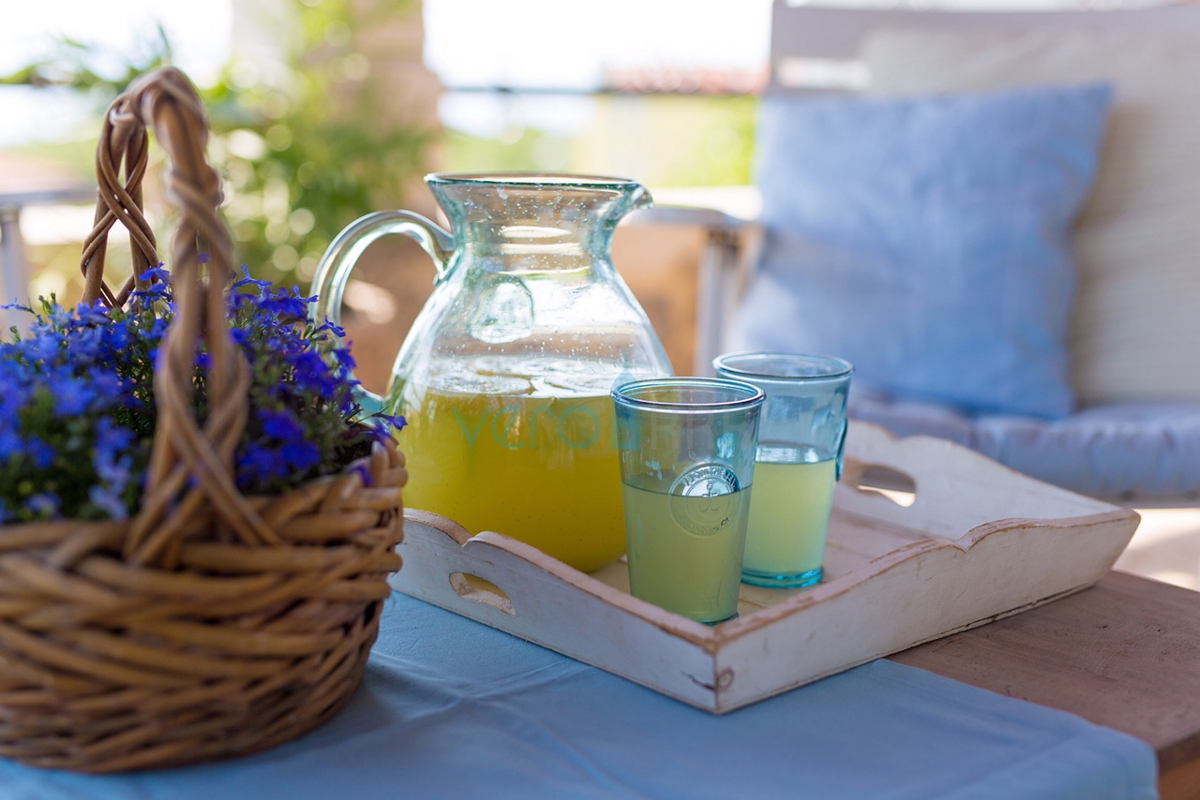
{"left": 0, "top": 68, "right": 407, "bottom": 772}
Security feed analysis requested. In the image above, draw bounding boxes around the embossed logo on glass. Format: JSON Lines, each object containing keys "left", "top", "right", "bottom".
{"left": 669, "top": 464, "right": 740, "bottom": 537}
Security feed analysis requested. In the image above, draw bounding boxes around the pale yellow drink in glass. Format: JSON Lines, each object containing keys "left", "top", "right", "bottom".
{"left": 396, "top": 357, "right": 626, "bottom": 573}
{"left": 621, "top": 482, "right": 750, "bottom": 624}
{"left": 742, "top": 447, "right": 836, "bottom": 586}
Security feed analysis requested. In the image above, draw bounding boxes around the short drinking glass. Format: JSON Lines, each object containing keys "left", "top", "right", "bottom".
{"left": 611, "top": 378, "right": 765, "bottom": 625}
{"left": 713, "top": 352, "right": 853, "bottom": 589}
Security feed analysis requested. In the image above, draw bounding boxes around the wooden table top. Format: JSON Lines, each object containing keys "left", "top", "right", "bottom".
{"left": 890, "top": 570, "right": 1200, "bottom": 799}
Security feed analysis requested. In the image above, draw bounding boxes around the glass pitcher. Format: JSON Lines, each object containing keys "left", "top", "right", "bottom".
{"left": 312, "top": 173, "right": 674, "bottom": 572}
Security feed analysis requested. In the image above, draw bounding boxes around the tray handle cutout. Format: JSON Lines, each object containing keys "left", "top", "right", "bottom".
{"left": 450, "top": 572, "right": 515, "bottom": 615}
{"left": 844, "top": 460, "right": 917, "bottom": 508}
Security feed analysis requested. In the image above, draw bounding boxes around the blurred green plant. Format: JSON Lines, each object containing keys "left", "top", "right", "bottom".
{"left": 207, "top": 0, "right": 432, "bottom": 283}
{"left": 2, "top": 0, "right": 434, "bottom": 286}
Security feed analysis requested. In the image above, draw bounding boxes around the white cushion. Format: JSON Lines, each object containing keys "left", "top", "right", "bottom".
{"left": 862, "top": 30, "right": 1200, "bottom": 407}
{"left": 851, "top": 392, "right": 1200, "bottom": 501}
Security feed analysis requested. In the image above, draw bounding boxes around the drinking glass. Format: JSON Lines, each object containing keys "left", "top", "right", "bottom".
{"left": 611, "top": 378, "right": 765, "bottom": 624}
{"left": 713, "top": 352, "right": 853, "bottom": 588}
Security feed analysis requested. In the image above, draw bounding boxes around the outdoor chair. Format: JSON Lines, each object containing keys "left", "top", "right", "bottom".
{"left": 652, "top": 0, "right": 1200, "bottom": 504}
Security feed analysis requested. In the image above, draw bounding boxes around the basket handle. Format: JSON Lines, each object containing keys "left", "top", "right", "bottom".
{"left": 81, "top": 67, "right": 281, "bottom": 565}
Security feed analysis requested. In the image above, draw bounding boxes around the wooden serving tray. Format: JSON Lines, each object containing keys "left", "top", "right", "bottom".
{"left": 389, "top": 422, "right": 1140, "bottom": 714}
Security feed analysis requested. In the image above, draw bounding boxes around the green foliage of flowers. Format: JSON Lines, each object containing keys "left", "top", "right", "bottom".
{"left": 0, "top": 267, "right": 404, "bottom": 524}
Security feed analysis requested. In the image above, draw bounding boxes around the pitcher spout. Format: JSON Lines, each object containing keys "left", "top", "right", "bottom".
{"left": 424, "top": 172, "right": 653, "bottom": 266}
{"left": 626, "top": 182, "right": 654, "bottom": 215}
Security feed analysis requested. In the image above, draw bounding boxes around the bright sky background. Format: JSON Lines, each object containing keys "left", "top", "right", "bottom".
{"left": 0, "top": 0, "right": 772, "bottom": 146}
{"left": 424, "top": 0, "right": 773, "bottom": 88}
{"left": 0, "top": 1, "right": 233, "bottom": 80}
{"left": 0, "top": 1, "right": 233, "bottom": 146}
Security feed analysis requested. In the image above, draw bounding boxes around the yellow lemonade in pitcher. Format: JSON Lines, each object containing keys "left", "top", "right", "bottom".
{"left": 395, "top": 357, "right": 627, "bottom": 573}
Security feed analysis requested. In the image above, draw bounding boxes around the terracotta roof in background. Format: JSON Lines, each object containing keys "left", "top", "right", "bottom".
{"left": 603, "top": 67, "right": 767, "bottom": 95}
{"left": 0, "top": 154, "right": 91, "bottom": 195}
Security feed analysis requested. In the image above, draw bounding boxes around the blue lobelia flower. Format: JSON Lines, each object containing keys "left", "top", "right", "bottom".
{"left": 88, "top": 484, "right": 128, "bottom": 521}
{"left": 24, "top": 437, "right": 57, "bottom": 470}
{"left": 25, "top": 493, "right": 61, "bottom": 519}
{"left": 0, "top": 428, "right": 20, "bottom": 462}
{"left": 260, "top": 408, "right": 304, "bottom": 440}
{"left": 51, "top": 373, "right": 95, "bottom": 416}
{"left": 376, "top": 413, "right": 408, "bottom": 433}
{"left": 280, "top": 439, "right": 321, "bottom": 472}
{"left": 1, "top": 263, "right": 399, "bottom": 520}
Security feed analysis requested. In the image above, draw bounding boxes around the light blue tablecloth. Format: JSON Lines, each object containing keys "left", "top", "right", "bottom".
{"left": 0, "top": 592, "right": 1157, "bottom": 799}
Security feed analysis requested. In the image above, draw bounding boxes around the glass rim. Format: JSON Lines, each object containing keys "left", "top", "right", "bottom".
{"left": 712, "top": 351, "right": 854, "bottom": 381}
{"left": 612, "top": 377, "right": 765, "bottom": 413}
{"left": 426, "top": 171, "right": 641, "bottom": 190}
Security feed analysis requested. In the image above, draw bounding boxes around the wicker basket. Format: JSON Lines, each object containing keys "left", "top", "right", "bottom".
{"left": 0, "top": 68, "right": 407, "bottom": 772}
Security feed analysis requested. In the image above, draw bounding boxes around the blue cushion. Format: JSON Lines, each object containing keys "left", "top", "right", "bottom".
{"left": 850, "top": 392, "right": 1200, "bottom": 500}
{"left": 731, "top": 83, "right": 1114, "bottom": 418}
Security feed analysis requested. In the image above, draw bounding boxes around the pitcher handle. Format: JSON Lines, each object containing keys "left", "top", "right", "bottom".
{"left": 310, "top": 210, "right": 455, "bottom": 414}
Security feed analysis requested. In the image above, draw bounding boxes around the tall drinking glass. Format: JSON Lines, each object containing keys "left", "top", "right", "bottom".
{"left": 713, "top": 353, "right": 853, "bottom": 589}
{"left": 611, "top": 378, "right": 764, "bottom": 624}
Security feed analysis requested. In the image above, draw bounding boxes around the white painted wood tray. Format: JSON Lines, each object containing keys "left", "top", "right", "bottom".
{"left": 388, "top": 421, "right": 1140, "bottom": 714}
